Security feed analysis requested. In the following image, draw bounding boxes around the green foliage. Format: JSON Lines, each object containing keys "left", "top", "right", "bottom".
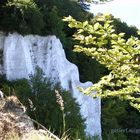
{"left": 64, "top": 14, "right": 140, "bottom": 111}
{"left": 0, "top": 0, "right": 44, "bottom": 34}
{"left": 74, "top": 53, "right": 105, "bottom": 83}
{"left": 101, "top": 98, "right": 127, "bottom": 140}
{"left": 0, "top": 0, "right": 92, "bottom": 35}
{"left": 43, "top": 5, "right": 66, "bottom": 43}
{"left": 0, "top": 75, "right": 10, "bottom": 89}
{"left": 7, "top": 68, "right": 86, "bottom": 140}
{"left": 21, "top": 6, "right": 44, "bottom": 34}
{"left": 113, "top": 17, "right": 140, "bottom": 39}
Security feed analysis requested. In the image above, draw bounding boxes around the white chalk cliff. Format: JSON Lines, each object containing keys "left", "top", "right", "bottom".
{"left": 0, "top": 32, "right": 101, "bottom": 138}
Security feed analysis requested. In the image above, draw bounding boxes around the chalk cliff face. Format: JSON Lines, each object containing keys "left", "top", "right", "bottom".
{"left": 0, "top": 32, "right": 101, "bottom": 138}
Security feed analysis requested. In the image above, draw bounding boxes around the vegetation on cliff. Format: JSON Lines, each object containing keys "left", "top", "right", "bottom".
{"left": 0, "top": 68, "right": 89, "bottom": 140}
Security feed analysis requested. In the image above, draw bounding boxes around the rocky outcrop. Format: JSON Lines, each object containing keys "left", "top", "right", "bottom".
{"left": 0, "top": 33, "right": 101, "bottom": 138}
{"left": 0, "top": 91, "right": 60, "bottom": 140}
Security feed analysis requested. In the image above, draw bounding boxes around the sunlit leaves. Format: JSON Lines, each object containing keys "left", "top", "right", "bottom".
{"left": 64, "top": 14, "right": 140, "bottom": 111}
{"left": 94, "top": 22, "right": 100, "bottom": 30}
{"left": 119, "top": 33, "right": 125, "bottom": 37}
{"left": 137, "top": 30, "right": 140, "bottom": 35}
{"left": 111, "top": 34, "right": 118, "bottom": 39}
{"left": 7, "top": 0, "right": 37, "bottom": 10}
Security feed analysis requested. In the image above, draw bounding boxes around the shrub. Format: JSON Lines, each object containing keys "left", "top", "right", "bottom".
{"left": 10, "top": 67, "right": 86, "bottom": 140}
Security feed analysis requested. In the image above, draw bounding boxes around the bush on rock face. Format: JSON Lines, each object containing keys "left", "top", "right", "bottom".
{"left": 4, "top": 68, "right": 86, "bottom": 140}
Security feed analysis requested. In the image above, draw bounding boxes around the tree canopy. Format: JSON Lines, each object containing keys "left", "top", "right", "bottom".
{"left": 64, "top": 14, "right": 140, "bottom": 111}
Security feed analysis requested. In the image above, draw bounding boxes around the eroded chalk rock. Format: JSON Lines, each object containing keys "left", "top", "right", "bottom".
{"left": 0, "top": 33, "right": 101, "bottom": 138}
{"left": 0, "top": 93, "right": 60, "bottom": 140}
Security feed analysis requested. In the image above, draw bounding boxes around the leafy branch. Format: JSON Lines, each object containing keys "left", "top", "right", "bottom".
{"left": 63, "top": 14, "right": 140, "bottom": 111}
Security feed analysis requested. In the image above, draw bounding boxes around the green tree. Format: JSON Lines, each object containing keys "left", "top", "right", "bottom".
{"left": 64, "top": 14, "right": 140, "bottom": 111}
{"left": 113, "top": 17, "right": 140, "bottom": 39}
{"left": 101, "top": 97, "right": 127, "bottom": 140}
{"left": 0, "top": 0, "right": 44, "bottom": 34}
